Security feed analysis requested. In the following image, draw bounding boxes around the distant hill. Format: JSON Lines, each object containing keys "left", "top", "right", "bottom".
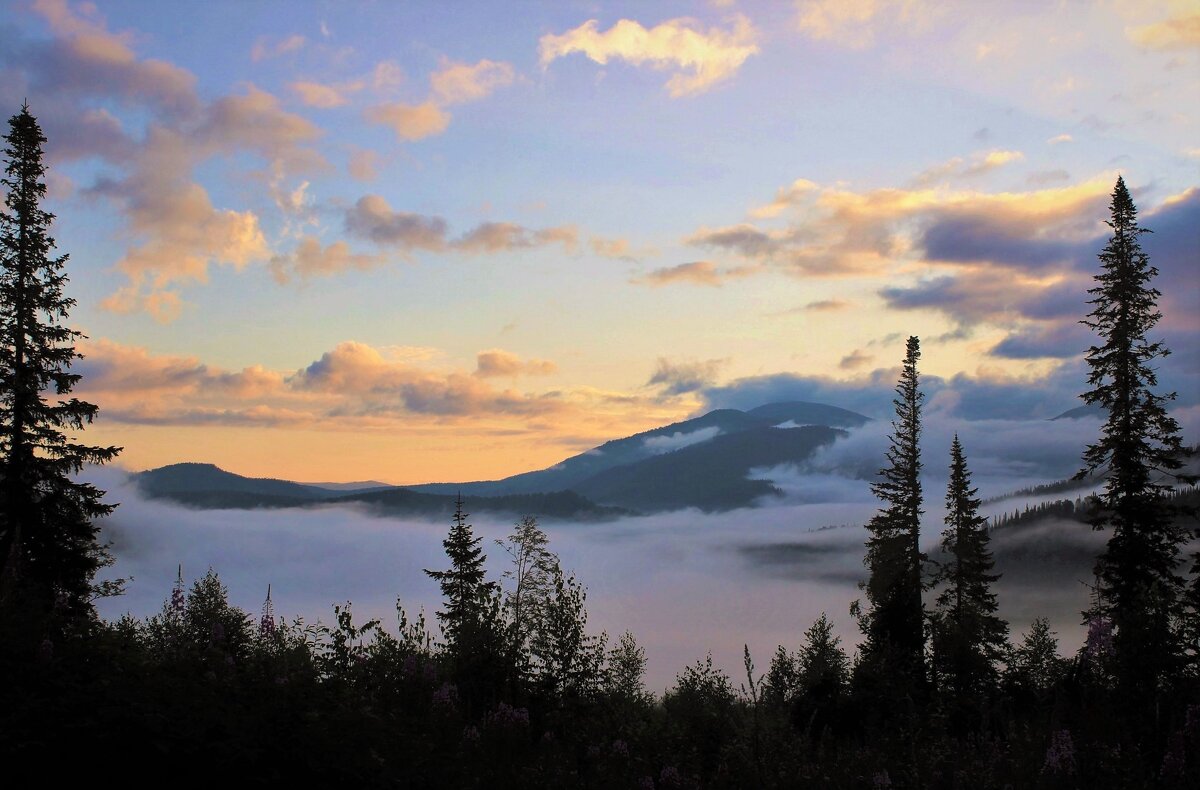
{"left": 137, "top": 463, "right": 341, "bottom": 504}
{"left": 572, "top": 425, "right": 847, "bottom": 512}
{"left": 1051, "top": 403, "right": 1105, "bottom": 420}
{"left": 133, "top": 401, "right": 871, "bottom": 518}
{"left": 408, "top": 401, "right": 869, "bottom": 501}
{"left": 133, "top": 463, "right": 625, "bottom": 520}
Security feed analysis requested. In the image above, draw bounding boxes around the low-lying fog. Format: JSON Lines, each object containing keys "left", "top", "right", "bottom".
{"left": 93, "top": 410, "right": 1197, "bottom": 691}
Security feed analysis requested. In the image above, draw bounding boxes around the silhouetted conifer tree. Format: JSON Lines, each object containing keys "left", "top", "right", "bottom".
{"left": 856, "top": 336, "right": 927, "bottom": 702}
{"left": 795, "top": 613, "right": 848, "bottom": 737}
{"left": 0, "top": 104, "right": 120, "bottom": 619}
{"left": 1077, "top": 175, "right": 1189, "bottom": 705}
{"left": 424, "top": 496, "right": 503, "bottom": 697}
{"left": 929, "top": 436, "right": 1007, "bottom": 727}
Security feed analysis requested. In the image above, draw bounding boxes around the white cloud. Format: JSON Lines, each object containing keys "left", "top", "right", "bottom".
{"left": 539, "top": 15, "right": 759, "bottom": 97}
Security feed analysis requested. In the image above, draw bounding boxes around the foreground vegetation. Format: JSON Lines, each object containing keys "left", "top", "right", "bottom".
{"left": 1, "top": 107, "right": 1198, "bottom": 787}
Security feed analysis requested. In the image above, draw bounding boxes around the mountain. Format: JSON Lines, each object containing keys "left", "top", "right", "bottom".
{"left": 133, "top": 401, "right": 871, "bottom": 518}
{"left": 137, "top": 463, "right": 342, "bottom": 505}
{"left": 133, "top": 463, "right": 625, "bottom": 520}
{"left": 572, "top": 425, "right": 847, "bottom": 512}
{"left": 408, "top": 401, "right": 869, "bottom": 500}
{"left": 1051, "top": 403, "right": 1105, "bottom": 420}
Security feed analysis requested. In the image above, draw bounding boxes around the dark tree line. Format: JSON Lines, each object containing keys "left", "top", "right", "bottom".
{"left": 2, "top": 106, "right": 1199, "bottom": 787}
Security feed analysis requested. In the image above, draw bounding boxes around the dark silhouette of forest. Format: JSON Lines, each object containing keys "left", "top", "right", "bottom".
{"left": 1, "top": 106, "right": 1198, "bottom": 788}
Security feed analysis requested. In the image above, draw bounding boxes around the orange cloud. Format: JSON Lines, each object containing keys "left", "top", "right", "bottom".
{"left": 475, "top": 350, "right": 558, "bottom": 378}
{"left": 365, "top": 100, "right": 451, "bottom": 141}
{"left": 1127, "top": 12, "right": 1200, "bottom": 51}
{"left": 250, "top": 33, "right": 307, "bottom": 62}
{"left": 269, "top": 236, "right": 384, "bottom": 282}
{"left": 539, "top": 15, "right": 759, "bottom": 97}
{"left": 430, "top": 58, "right": 516, "bottom": 105}
{"left": 633, "top": 260, "right": 759, "bottom": 287}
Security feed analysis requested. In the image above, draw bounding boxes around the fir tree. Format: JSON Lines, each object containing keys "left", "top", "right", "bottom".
{"left": 856, "top": 336, "right": 927, "bottom": 700}
{"left": 1077, "top": 175, "right": 1189, "bottom": 703}
{"left": 0, "top": 104, "right": 121, "bottom": 619}
{"left": 423, "top": 496, "right": 502, "bottom": 688}
{"left": 929, "top": 436, "right": 1007, "bottom": 726}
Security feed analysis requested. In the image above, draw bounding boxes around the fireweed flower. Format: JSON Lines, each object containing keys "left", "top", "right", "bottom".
{"left": 432, "top": 682, "right": 458, "bottom": 709}
{"left": 1042, "top": 730, "right": 1076, "bottom": 776}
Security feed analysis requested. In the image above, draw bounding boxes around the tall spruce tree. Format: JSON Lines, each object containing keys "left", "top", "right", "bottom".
{"left": 0, "top": 104, "right": 120, "bottom": 618}
{"left": 929, "top": 436, "right": 1007, "bottom": 724}
{"left": 856, "top": 336, "right": 926, "bottom": 700}
{"left": 1077, "top": 175, "right": 1188, "bottom": 703}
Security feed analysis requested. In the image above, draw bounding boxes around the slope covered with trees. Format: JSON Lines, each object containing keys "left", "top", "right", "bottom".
{"left": 1, "top": 109, "right": 1198, "bottom": 788}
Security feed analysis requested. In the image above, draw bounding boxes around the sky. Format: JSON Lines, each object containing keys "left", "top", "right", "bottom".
{"left": 1, "top": 0, "right": 1198, "bottom": 484}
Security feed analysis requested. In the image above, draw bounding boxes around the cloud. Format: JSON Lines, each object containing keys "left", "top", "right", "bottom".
{"left": 648, "top": 357, "right": 728, "bottom": 396}
{"left": 802, "top": 299, "right": 851, "bottom": 312}
{"left": 430, "top": 58, "right": 516, "bottom": 105}
{"left": 911, "top": 149, "right": 1024, "bottom": 187}
{"left": 268, "top": 236, "right": 384, "bottom": 283}
{"left": 794, "top": 0, "right": 935, "bottom": 49}
{"left": 539, "top": 15, "right": 759, "bottom": 97}
{"left": 364, "top": 58, "right": 513, "bottom": 141}
{"left": 290, "top": 80, "right": 355, "bottom": 108}
{"left": 643, "top": 426, "right": 722, "bottom": 454}
{"left": 343, "top": 195, "right": 449, "bottom": 250}
{"left": 250, "top": 33, "right": 306, "bottom": 62}
{"left": 638, "top": 261, "right": 722, "bottom": 287}
{"left": 364, "top": 100, "right": 451, "bottom": 141}
{"left": 686, "top": 223, "right": 780, "bottom": 257}
{"left": 633, "top": 260, "right": 758, "bottom": 287}
{"left": 1127, "top": 12, "right": 1200, "bottom": 51}
{"left": 474, "top": 350, "right": 558, "bottom": 378}
{"left": 749, "top": 178, "right": 819, "bottom": 219}
{"left": 1047, "top": 133, "right": 1073, "bottom": 145}
{"left": 589, "top": 236, "right": 635, "bottom": 259}
{"left": 27, "top": 0, "right": 199, "bottom": 119}
{"left": 839, "top": 349, "right": 874, "bottom": 370}
{"left": 6, "top": 4, "right": 330, "bottom": 317}
{"left": 988, "top": 323, "right": 1096, "bottom": 360}
{"left": 341, "top": 197, "right": 592, "bottom": 261}
{"left": 347, "top": 148, "right": 383, "bottom": 181}
{"left": 75, "top": 338, "right": 577, "bottom": 426}
{"left": 453, "top": 222, "right": 579, "bottom": 254}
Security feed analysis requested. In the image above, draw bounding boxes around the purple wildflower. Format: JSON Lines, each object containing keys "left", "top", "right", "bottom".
{"left": 659, "top": 766, "right": 683, "bottom": 788}
{"left": 486, "top": 702, "right": 530, "bottom": 729}
{"left": 872, "top": 770, "right": 892, "bottom": 789}
{"left": 612, "top": 739, "right": 629, "bottom": 757}
{"left": 462, "top": 725, "right": 480, "bottom": 743}
{"left": 636, "top": 777, "right": 655, "bottom": 790}
{"left": 432, "top": 681, "right": 459, "bottom": 710}
{"left": 1042, "top": 729, "right": 1076, "bottom": 776}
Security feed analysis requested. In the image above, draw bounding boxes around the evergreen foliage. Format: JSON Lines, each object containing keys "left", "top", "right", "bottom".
{"left": 0, "top": 104, "right": 120, "bottom": 619}
{"left": 929, "top": 436, "right": 1008, "bottom": 728}
{"left": 423, "top": 495, "right": 504, "bottom": 702}
{"left": 856, "top": 336, "right": 927, "bottom": 702}
{"left": 1078, "top": 175, "right": 1190, "bottom": 705}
